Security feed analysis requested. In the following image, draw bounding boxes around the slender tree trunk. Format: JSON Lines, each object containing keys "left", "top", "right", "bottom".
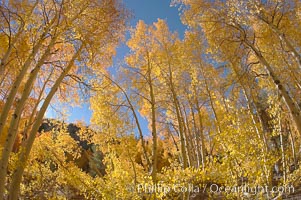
{"left": 170, "top": 82, "right": 188, "bottom": 169}
{"left": 0, "top": 34, "right": 58, "bottom": 198}
{"left": 0, "top": 26, "right": 24, "bottom": 78}
{"left": 190, "top": 103, "right": 202, "bottom": 169}
{"left": 268, "top": 23, "right": 301, "bottom": 69}
{"left": 0, "top": 14, "right": 58, "bottom": 140}
{"left": 241, "top": 85, "right": 272, "bottom": 184}
{"left": 256, "top": 14, "right": 301, "bottom": 69}
{"left": 0, "top": 1, "right": 38, "bottom": 80}
{"left": 288, "top": 123, "right": 297, "bottom": 170}
{"left": 101, "top": 73, "right": 151, "bottom": 170}
{"left": 279, "top": 112, "right": 286, "bottom": 182}
{"left": 21, "top": 68, "right": 54, "bottom": 145}
{"left": 231, "top": 62, "right": 269, "bottom": 151}
{"left": 167, "top": 124, "right": 180, "bottom": 153}
{"left": 165, "top": 61, "right": 188, "bottom": 169}
{"left": 146, "top": 55, "right": 158, "bottom": 186}
{"left": 200, "top": 65, "right": 222, "bottom": 134}
{"left": 182, "top": 103, "right": 194, "bottom": 167}
{"left": 193, "top": 86, "right": 207, "bottom": 170}
{"left": 8, "top": 44, "right": 83, "bottom": 200}
{"left": 244, "top": 40, "right": 301, "bottom": 137}
{"left": 183, "top": 104, "right": 197, "bottom": 167}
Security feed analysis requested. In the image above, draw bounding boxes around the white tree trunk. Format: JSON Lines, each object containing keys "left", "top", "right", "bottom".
{"left": 8, "top": 44, "right": 83, "bottom": 200}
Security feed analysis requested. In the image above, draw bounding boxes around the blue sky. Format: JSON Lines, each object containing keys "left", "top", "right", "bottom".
{"left": 126, "top": 0, "right": 185, "bottom": 37}
{"left": 48, "top": 1, "right": 186, "bottom": 127}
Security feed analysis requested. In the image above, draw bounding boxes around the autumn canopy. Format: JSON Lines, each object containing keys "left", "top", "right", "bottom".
{"left": 0, "top": 0, "right": 301, "bottom": 199}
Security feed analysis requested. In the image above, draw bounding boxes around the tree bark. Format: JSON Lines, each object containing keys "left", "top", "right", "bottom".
{"left": 264, "top": 21, "right": 301, "bottom": 70}
{"left": 0, "top": 13, "right": 58, "bottom": 140}
{"left": 0, "top": 30, "right": 58, "bottom": 198}
{"left": 8, "top": 44, "right": 83, "bottom": 200}
{"left": 244, "top": 40, "right": 301, "bottom": 137}
{"left": 0, "top": 1, "right": 38, "bottom": 79}
{"left": 101, "top": 73, "right": 151, "bottom": 170}
{"left": 146, "top": 54, "right": 158, "bottom": 185}
{"left": 194, "top": 88, "right": 207, "bottom": 170}
{"left": 190, "top": 102, "right": 203, "bottom": 169}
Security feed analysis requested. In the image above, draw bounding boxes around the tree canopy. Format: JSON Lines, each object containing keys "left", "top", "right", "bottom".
{"left": 0, "top": 0, "right": 301, "bottom": 199}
